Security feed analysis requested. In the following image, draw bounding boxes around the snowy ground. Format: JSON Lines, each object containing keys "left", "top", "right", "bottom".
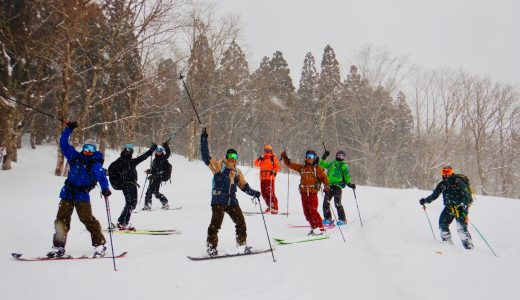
{"left": 1, "top": 141, "right": 520, "bottom": 300}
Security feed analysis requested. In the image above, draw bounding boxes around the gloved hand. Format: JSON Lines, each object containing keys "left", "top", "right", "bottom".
{"left": 65, "top": 121, "right": 78, "bottom": 129}
{"left": 145, "top": 169, "right": 150, "bottom": 174}
{"left": 102, "top": 189, "right": 112, "bottom": 197}
{"left": 281, "top": 150, "right": 287, "bottom": 159}
{"left": 270, "top": 170, "right": 277, "bottom": 176}
{"left": 252, "top": 190, "right": 261, "bottom": 198}
{"left": 419, "top": 198, "right": 427, "bottom": 205}
{"left": 323, "top": 186, "right": 330, "bottom": 193}
{"left": 321, "top": 150, "right": 330, "bottom": 160}
{"left": 347, "top": 183, "right": 356, "bottom": 190}
{"left": 201, "top": 127, "right": 208, "bottom": 139}
{"left": 457, "top": 203, "right": 468, "bottom": 211}
{"left": 258, "top": 156, "right": 264, "bottom": 161}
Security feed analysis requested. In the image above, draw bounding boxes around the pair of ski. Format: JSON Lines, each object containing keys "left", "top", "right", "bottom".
{"left": 103, "top": 228, "right": 180, "bottom": 235}
{"left": 243, "top": 211, "right": 289, "bottom": 216}
{"left": 11, "top": 252, "right": 128, "bottom": 262}
{"left": 133, "top": 206, "right": 182, "bottom": 213}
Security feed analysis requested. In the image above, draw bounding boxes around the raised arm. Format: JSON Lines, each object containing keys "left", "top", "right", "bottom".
{"left": 164, "top": 142, "right": 171, "bottom": 159}
{"left": 60, "top": 124, "right": 79, "bottom": 161}
{"left": 281, "top": 151, "right": 302, "bottom": 173}
{"left": 200, "top": 128, "right": 211, "bottom": 165}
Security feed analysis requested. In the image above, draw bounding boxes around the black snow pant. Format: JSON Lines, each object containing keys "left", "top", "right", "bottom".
{"left": 439, "top": 205, "right": 473, "bottom": 249}
{"left": 322, "top": 185, "right": 346, "bottom": 221}
{"left": 117, "top": 183, "right": 137, "bottom": 225}
{"left": 144, "top": 177, "right": 168, "bottom": 207}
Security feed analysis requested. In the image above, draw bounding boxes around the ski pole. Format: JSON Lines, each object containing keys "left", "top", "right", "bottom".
{"left": 178, "top": 74, "right": 202, "bottom": 125}
{"left": 313, "top": 118, "right": 327, "bottom": 153}
{"left": 103, "top": 196, "right": 118, "bottom": 271}
{"left": 329, "top": 191, "right": 346, "bottom": 242}
{"left": 138, "top": 155, "right": 153, "bottom": 205}
{"left": 352, "top": 188, "right": 363, "bottom": 227}
{"left": 1, "top": 93, "right": 67, "bottom": 123}
{"left": 255, "top": 196, "right": 276, "bottom": 262}
{"left": 469, "top": 220, "right": 498, "bottom": 257}
{"left": 422, "top": 205, "right": 436, "bottom": 241}
{"left": 165, "top": 118, "right": 194, "bottom": 143}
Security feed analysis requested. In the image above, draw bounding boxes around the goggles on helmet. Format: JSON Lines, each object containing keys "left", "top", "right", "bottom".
{"left": 226, "top": 152, "right": 238, "bottom": 160}
{"left": 156, "top": 146, "right": 165, "bottom": 153}
{"left": 306, "top": 153, "right": 317, "bottom": 160}
{"left": 441, "top": 167, "right": 454, "bottom": 177}
{"left": 264, "top": 149, "right": 272, "bottom": 153}
{"left": 123, "top": 144, "right": 134, "bottom": 153}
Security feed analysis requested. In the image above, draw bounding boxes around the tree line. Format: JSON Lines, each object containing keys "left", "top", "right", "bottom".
{"left": 1, "top": 0, "right": 519, "bottom": 198}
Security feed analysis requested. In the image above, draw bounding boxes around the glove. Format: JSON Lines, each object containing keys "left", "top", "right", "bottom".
{"left": 419, "top": 198, "right": 427, "bottom": 205}
{"left": 323, "top": 186, "right": 330, "bottom": 193}
{"left": 347, "top": 183, "right": 356, "bottom": 190}
{"left": 201, "top": 127, "right": 208, "bottom": 139}
{"left": 150, "top": 143, "right": 158, "bottom": 151}
{"left": 270, "top": 170, "right": 277, "bottom": 176}
{"left": 321, "top": 150, "right": 330, "bottom": 160}
{"left": 281, "top": 150, "right": 287, "bottom": 159}
{"left": 258, "top": 156, "right": 264, "bottom": 161}
{"left": 458, "top": 203, "right": 468, "bottom": 211}
{"left": 65, "top": 121, "right": 78, "bottom": 129}
{"left": 102, "top": 189, "right": 112, "bottom": 197}
{"left": 252, "top": 190, "right": 261, "bottom": 198}
{"left": 145, "top": 169, "right": 150, "bottom": 174}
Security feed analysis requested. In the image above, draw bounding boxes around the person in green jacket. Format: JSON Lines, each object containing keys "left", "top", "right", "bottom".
{"left": 319, "top": 150, "right": 356, "bottom": 225}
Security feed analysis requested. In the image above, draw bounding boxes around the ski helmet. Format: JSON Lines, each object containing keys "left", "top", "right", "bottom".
{"left": 264, "top": 144, "right": 273, "bottom": 152}
{"left": 155, "top": 145, "right": 165, "bottom": 155}
{"left": 305, "top": 150, "right": 317, "bottom": 160}
{"left": 336, "top": 150, "right": 346, "bottom": 161}
{"left": 441, "top": 165, "right": 454, "bottom": 177}
{"left": 226, "top": 148, "right": 238, "bottom": 160}
{"left": 82, "top": 139, "right": 97, "bottom": 156}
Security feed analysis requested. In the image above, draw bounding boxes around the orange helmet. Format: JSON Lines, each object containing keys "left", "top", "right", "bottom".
{"left": 264, "top": 144, "right": 273, "bottom": 152}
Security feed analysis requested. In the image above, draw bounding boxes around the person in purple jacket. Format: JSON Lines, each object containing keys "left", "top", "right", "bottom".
{"left": 47, "top": 121, "right": 112, "bottom": 258}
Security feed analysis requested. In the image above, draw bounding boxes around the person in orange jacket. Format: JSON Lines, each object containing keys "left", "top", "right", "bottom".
{"left": 253, "top": 144, "right": 282, "bottom": 214}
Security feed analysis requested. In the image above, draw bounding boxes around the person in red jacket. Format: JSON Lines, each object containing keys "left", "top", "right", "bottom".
{"left": 254, "top": 144, "right": 282, "bottom": 214}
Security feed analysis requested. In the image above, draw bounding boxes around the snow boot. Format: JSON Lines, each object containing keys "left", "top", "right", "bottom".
{"left": 47, "top": 246, "right": 65, "bottom": 258}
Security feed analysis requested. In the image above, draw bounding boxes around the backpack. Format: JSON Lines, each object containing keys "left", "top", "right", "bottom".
{"left": 108, "top": 159, "right": 125, "bottom": 190}
{"left": 161, "top": 160, "right": 172, "bottom": 182}
{"left": 453, "top": 173, "right": 474, "bottom": 203}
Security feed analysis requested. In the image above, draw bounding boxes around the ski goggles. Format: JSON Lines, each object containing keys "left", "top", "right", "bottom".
{"left": 82, "top": 144, "right": 97, "bottom": 153}
{"left": 441, "top": 167, "right": 454, "bottom": 177}
{"left": 306, "top": 153, "right": 317, "bottom": 160}
{"left": 226, "top": 153, "right": 238, "bottom": 160}
{"left": 156, "top": 146, "right": 165, "bottom": 153}
{"left": 264, "top": 149, "right": 272, "bottom": 153}
{"left": 123, "top": 144, "right": 134, "bottom": 152}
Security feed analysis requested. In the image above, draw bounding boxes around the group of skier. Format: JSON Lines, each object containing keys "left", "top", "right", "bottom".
{"left": 47, "top": 122, "right": 475, "bottom": 259}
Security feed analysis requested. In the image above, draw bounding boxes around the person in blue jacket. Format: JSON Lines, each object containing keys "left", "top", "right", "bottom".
{"left": 47, "top": 121, "right": 112, "bottom": 258}
{"left": 200, "top": 128, "right": 261, "bottom": 257}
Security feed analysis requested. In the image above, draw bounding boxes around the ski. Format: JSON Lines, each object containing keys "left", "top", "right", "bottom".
{"left": 102, "top": 229, "right": 180, "bottom": 235}
{"left": 187, "top": 249, "right": 272, "bottom": 261}
{"left": 288, "top": 223, "right": 336, "bottom": 229}
{"left": 133, "top": 206, "right": 182, "bottom": 213}
{"left": 243, "top": 211, "right": 289, "bottom": 216}
{"left": 11, "top": 251, "right": 128, "bottom": 262}
{"left": 273, "top": 236, "right": 330, "bottom": 245}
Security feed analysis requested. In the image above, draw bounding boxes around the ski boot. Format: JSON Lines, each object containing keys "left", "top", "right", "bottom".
{"left": 162, "top": 203, "right": 169, "bottom": 210}
{"left": 47, "top": 246, "right": 65, "bottom": 258}
{"left": 322, "top": 219, "right": 333, "bottom": 225}
{"left": 93, "top": 245, "right": 106, "bottom": 258}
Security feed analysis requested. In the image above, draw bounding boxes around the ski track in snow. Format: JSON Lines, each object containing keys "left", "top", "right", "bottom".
{"left": 1, "top": 141, "right": 520, "bottom": 300}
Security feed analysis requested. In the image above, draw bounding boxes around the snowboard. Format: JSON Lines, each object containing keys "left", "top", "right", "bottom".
{"left": 187, "top": 249, "right": 272, "bottom": 261}
{"left": 11, "top": 251, "right": 128, "bottom": 262}
{"left": 273, "top": 235, "right": 330, "bottom": 245}
{"left": 102, "top": 229, "right": 180, "bottom": 235}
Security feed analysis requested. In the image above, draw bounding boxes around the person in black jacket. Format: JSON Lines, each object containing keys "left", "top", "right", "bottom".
{"left": 112, "top": 143, "right": 156, "bottom": 230}
{"left": 420, "top": 165, "right": 474, "bottom": 249}
{"left": 143, "top": 142, "right": 171, "bottom": 210}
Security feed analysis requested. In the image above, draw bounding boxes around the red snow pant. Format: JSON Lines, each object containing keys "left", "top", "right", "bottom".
{"left": 260, "top": 179, "right": 278, "bottom": 210}
{"left": 301, "top": 193, "right": 323, "bottom": 229}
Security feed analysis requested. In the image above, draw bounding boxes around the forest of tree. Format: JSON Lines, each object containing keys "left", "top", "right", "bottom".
{"left": 1, "top": 0, "right": 519, "bottom": 198}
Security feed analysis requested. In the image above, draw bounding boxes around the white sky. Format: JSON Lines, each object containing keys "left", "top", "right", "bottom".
{"left": 216, "top": 0, "right": 520, "bottom": 86}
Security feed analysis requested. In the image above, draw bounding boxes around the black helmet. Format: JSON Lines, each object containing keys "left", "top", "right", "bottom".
{"left": 305, "top": 150, "right": 317, "bottom": 159}
{"left": 226, "top": 148, "right": 238, "bottom": 160}
{"left": 336, "top": 150, "right": 346, "bottom": 161}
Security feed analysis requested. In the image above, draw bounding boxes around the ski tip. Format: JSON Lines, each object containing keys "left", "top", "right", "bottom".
{"left": 11, "top": 253, "right": 22, "bottom": 259}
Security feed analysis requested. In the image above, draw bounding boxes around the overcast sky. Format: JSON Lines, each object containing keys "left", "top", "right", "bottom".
{"left": 216, "top": 0, "right": 520, "bottom": 86}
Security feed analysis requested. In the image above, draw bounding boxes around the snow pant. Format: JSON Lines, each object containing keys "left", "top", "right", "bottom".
{"left": 53, "top": 199, "right": 106, "bottom": 248}
{"left": 439, "top": 205, "right": 473, "bottom": 249}
{"left": 118, "top": 183, "right": 137, "bottom": 225}
{"left": 323, "top": 185, "right": 346, "bottom": 221}
{"left": 260, "top": 179, "right": 278, "bottom": 210}
{"left": 207, "top": 204, "right": 247, "bottom": 250}
{"left": 144, "top": 177, "right": 168, "bottom": 207}
{"left": 301, "top": 193, "right": 323, "bottom": 229}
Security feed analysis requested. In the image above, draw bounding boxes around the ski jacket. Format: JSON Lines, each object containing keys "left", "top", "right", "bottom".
{"left": 110, "top": 147, "right": 154, "bottom": 185}
{"left": 281, "top": 155, "right": 329, "bottom": 194}
{"left": 254, "top": 153, "right": 281, "bottom": 180}
{"left": 149, "top": 142, "right": 171, "bottom": 180}
{"left": 200, "top": 133, "right": 257, "bottom": 206}
{"left": 59, "top": 127, "right": 109, "bottom": 202}
{"left": 319, "top": 159, "right": 351, "bottom": 188}
{"left": 424, "top": 174, "right": 472, "bottom": 207}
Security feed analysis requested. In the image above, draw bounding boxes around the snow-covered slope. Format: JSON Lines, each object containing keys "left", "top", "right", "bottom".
{"left": 1, "top": 143, "right": 519, "bottom": 300}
